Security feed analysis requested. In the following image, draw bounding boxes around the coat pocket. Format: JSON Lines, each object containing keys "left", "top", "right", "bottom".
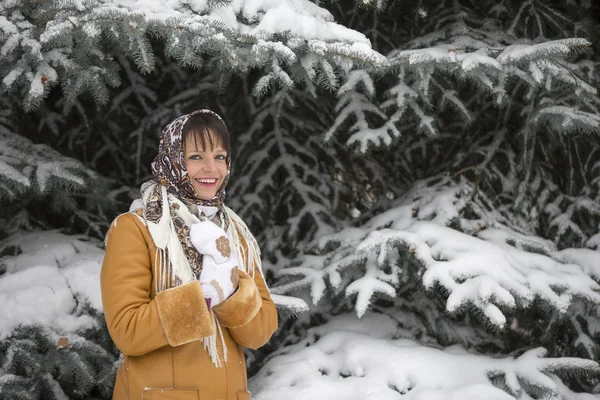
{"left": 236, "top": 390, "right": 251, "bottom": 400}
{"left": 142, "top": 387, "right": 199, "bottom": 400}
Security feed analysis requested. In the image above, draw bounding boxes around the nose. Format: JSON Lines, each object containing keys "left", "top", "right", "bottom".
{"left": 202, "top": 158, "right": 216, "bottom": 172}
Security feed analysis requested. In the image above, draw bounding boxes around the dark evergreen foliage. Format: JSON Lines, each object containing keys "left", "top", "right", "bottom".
{"left": 0, "top": 0, "right": 599, "bottom": 397}
{"left": 0, "top": 312, "right": 119, "bottom": 399}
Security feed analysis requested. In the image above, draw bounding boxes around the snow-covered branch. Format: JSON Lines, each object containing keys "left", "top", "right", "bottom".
{"left": 275, "top": 176, "right": 600, "bottom": 327}
{"left": 0, "top": 0, "right": 386, "bottom": 109}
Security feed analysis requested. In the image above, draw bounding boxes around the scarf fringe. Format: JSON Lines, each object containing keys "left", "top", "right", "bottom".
{"left": 203, "top": 315, "right": 228, "bottom": 367}
{"left": 224, "top": 206, "right": 269, "bottom": 291}
{"left": 154, "top": 247, "right": 174, "bottom": 293}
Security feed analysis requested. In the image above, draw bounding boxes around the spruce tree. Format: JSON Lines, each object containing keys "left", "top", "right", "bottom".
{"left": 258, "top": 0, "right": 600, "bottom": 396}
{"left": 1, "top": 0, "right": 599, "bottom": 398}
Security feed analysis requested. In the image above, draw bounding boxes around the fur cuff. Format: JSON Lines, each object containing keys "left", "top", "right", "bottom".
{"left": 213, "top": 270, "right": 262, "bottom": 328}
{"left": 155, "top": 280, "right": 214, "bottom": 346}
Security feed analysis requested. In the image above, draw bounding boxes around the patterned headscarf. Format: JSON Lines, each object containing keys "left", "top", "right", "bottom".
{"left": 140, "top": 109, "right": 232, "bottom": 281}
{"left": 150, "top": 109, "right": 231, "bottom": 207}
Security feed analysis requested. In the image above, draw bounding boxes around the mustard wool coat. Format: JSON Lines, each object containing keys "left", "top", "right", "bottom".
{"left": 101, "top": 212, "right": 278, "bottom": 400}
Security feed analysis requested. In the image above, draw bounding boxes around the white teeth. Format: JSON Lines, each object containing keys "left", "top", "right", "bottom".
{"left": 197, "top": 179, "right": 217, "bottom": 184}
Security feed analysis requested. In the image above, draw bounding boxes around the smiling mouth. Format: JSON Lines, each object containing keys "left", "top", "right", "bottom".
{"left": 195, "top": 178, "right": 218, "bottom": 187}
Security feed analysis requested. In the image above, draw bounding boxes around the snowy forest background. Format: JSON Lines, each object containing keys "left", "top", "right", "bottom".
{"left": 1, "top": 0, "right": 600, "bottom": 399}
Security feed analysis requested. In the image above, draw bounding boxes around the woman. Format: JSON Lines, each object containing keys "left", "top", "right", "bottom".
{"left": 101, "top": 109, "right": 278, "bottom": 400}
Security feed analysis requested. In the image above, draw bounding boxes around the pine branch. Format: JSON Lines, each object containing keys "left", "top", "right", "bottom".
{"left": 1, "top": 0, "right": 385, "bottom": 109}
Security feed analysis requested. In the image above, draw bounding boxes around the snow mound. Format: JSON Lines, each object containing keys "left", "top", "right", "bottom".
{"left": 250, "top": 315, "right": 600, "bottom": 400}
{"left": 0, "top": 230, "right": 104, "bottom": 338}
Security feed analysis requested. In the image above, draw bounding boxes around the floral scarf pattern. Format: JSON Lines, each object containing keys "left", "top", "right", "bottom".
{"left": 142, "top": 109, "right": 231, "bottom": 280}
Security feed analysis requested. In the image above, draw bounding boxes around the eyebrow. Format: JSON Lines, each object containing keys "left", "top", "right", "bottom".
{"left": 185, "top": 148, "right": 227, "bottom": 154}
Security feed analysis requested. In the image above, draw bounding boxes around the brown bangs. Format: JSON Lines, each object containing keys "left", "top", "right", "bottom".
{"left": 182, "top": 113, "right": 231, "bottom": 155}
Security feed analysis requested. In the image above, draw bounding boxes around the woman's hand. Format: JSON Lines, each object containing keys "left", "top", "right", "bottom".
{"left": 189, "top": 221, "right": 240, "bottom": 308}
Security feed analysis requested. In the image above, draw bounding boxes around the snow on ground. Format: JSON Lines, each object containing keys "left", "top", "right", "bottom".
{"left": 250, "top": 313, "right": 600, "bottom": 400}
{"left": 0, "top": 230, "right": 104, "bottom": 338}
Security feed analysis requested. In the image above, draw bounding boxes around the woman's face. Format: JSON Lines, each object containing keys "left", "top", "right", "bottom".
{"left": 184, "top": 131, "right": 228, "bottom": 200}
